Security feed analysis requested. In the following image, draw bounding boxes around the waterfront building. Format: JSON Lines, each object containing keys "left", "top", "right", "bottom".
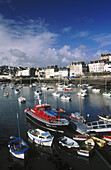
{"left": 104, "top": 62, "right": 111, "bottom": 72}
{"left": 45, "top": 65, "right": 59, "bottom": 78}
{"left": 67, "top": 62, "right": 87, "bottom": 77}
{"left": 101, "top": 53, "right": 111, "bottom": 61}
{"left": 16, "top": 68, "right": 36, "bottom": 77}
{"left": 58, "top": 67, "right": 69, "bottom": 78}
{"left": 88, "top": 60, "right": 105, "bottom": 73}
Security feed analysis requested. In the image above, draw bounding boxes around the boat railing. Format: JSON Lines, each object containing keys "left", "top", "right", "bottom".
{"left": 87, "top": 120, "right": 111, "bottom": 130}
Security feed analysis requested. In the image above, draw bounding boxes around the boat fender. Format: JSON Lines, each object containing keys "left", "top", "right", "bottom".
{"left": 49, "top": 118, "right": 53, "bottom": 123}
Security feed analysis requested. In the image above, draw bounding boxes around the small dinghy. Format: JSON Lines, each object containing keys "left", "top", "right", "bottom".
{"left": 58, "top": 136, "right": 79, "bottom": 148}
{"left": 77, "top": 145, "right": 94, "bottom": 157}
{"left": 27, "top": 129, "right": 54, "bottom": 147}
{"left": 8, "top": 136, "right": 29, "bottom": 159}
{"left": 92, "top": 136, "right": 106, "bottom": 147}
{"left": 8, "top": 113, "right": 29, "bottom": 159}
{"left": 103, "top": 135, "right": 111, "bottom": 142}
{"left": 73, "top": 134, "right": 89, "bottom": 141}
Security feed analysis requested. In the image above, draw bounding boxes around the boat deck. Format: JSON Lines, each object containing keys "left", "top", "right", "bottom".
{"left": 86, "top": 120, "right": 111, "bottom": 132}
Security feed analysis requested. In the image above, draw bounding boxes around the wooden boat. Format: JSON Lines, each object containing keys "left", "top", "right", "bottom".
{"left": 8, "top": 113, "right": 29, "bottom": 159}
{"left": 92, "top": 136, "right": 106, "bottom": 147}
{"left": 103, "top": 135, "right": 111, "bottom": 142}
{"left": 77, "top": 145, "right": 93, "bottom": 157}
{"left": 27, "top": 129, "right": 54, "bottom": 146}
{"left": 58, "top": 136, "right": 79, "bottom": 148}
{"left": 73, "top": 134, "right": 89, "bottom": 141}
{"left": 85, "top": 138, "right": 95, "bottom": 147}
{"left": 8, "top": 136, "right": 29, "bottom": 159}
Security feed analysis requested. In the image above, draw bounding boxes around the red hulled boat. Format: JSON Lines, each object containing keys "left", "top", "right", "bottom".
{"left": 24, "top": 103, "right": 69, "bottom": 133}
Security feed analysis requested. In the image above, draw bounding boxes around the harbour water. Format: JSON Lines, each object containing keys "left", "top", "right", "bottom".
{"left": 0, "top": 84, "right": 111, "bottom": 170}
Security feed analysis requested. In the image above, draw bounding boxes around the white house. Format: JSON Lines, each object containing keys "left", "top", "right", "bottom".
{"left": 16, "top": 69, "right": 30, "bottom": 76}
{"left": 88, "top": 60, "right": 105, "bottom": 73}
{"left": 58, "top": 67, "right": 69, "bottom": 78}
{"left": 67, "top": 62, "right": 87, "bottom": 77}
{"left": 45, "top": 65, "right": 59, "bottom": 78}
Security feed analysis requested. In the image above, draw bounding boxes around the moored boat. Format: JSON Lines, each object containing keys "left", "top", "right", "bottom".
{"left": 91, "top": 136, "right": 106, "bottom": 147}
{"left": 61, "top": 94, "right": 71, "bottom": 101}
{"left": 77, "top": 145, "right": 93, "bottom": 157}
{"left": 103, "top": 135, "right": 111, "bottom": 142}
{"left": 58, "top": 136, "right": 79, "bottom": 148}
{"left": 98, "top": 114, "right": 111, "bottom": 122}
{"left": 3, "top": 92, "right": 9, "bottom": 97}
{"left": 73, "top": 134, "right": 89, "bottom": 141}
{"left": 8, "top": 113, "right": 29, "bottom": 159}
{"left": 24, "top": 103, "right": 69, "bottom": 133}
{"left": 70, "top": 112, "right": 86, "bottom": 123}
{"left": 27, "top": 129, "right": 54, "bottom": 146}
{"left": 8, "top": 136, "right": 29, "bottom": 159}
{"left": 18, "top": 96, "right": 26, "bottom": 103}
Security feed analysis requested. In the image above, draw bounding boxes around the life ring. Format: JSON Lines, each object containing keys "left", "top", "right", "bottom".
{"left": 49, "top": 118, "right": 53, "bottom": 123}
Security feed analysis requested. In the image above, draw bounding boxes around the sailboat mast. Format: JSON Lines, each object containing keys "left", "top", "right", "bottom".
{"left": 17, "top": 113, "right": 21, "bottom": 138}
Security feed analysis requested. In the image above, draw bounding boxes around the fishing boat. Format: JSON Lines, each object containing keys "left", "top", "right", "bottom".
{"left": 8, "top": 114, "right": 29, "bottom": 159}
{"left": 70, "top": 112, "right": 86, "bottom": 123}
{"left": 73, "top": 134, "right": 89, "bottom": 141}
{"left": 98, "top": 114, "right": 111, "bottom": 122}
{"left": 58, "top": 136, "right": 79, "bottom": 148}
{"left": 24, "top": 103, "right": 69, "bottom": 133}
{"left": 27, "top": 129, "right": 54, "bottom": 146}
{"left": 103, "top": 135, "right": 111, "bottom": 142}
{"left": 91, "top": 137, "right": 106, "bottom": 147}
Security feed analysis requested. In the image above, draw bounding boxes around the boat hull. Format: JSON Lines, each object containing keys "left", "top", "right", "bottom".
{"left": 27, "top": 131, "right": 53, "bottom": 146}
{"left": 25, "top": 111, "right": 69, "bottom": 133}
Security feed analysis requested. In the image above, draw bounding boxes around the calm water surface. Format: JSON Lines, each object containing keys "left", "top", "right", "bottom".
{"left": 0, "top": 85, "right": 111, "bottom": 170}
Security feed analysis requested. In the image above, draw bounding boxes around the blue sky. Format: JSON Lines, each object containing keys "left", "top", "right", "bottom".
{"left": 0, "top": 0, "right": 111, "bottom": 67}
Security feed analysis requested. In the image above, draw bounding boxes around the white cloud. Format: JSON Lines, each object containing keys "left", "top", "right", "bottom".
{"left": 62, "top": 26, "right": 72, "bottom": 33}
{"left": 73, "top": 31, "right": 90, "bottom": 38}
{"left": 0, "top": 15, "right": 90, "bottom": 67}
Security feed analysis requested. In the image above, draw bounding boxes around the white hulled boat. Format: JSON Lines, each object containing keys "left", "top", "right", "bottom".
{"left": 27, "top": 129, "right": 54, "bottom": 146}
